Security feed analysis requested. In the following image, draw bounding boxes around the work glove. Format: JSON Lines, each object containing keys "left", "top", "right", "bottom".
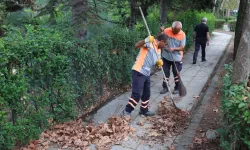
{"left": 145, "top": 36, "right": 154, "bottom": 43}
{"left": 155, "top": 59, "right": 163, "bottom": 68}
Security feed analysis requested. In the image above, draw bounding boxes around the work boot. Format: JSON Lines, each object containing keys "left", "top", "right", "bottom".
{"left": 173, "top": 89, "right": 179, "bottom": 94}
{"left": 173, "top": 83, "right": 179, "bottom": 94}
{"left": 160, "top": 88, "right": 169, "bottom": 94}
{"left": 202, "top": 59, "right": 206, "bottom": 62}
{"left": 139, "top": 111, "right": 155, "bottom": 117}
{"left": 121, "top": 109, "right": 131, "bottom": 116}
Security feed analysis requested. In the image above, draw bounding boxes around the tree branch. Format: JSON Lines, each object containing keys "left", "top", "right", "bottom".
{"left": 89, "top": 10, "right": 122, "bottom": 24}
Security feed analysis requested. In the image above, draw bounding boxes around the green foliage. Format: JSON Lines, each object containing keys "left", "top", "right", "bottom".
{"left": 135, "top": 4, "right": 161, "bottom": 36}
{"left": 0, "top": 3, "right": 6, "bottom": 22}
{"left": 0, "top": 22, "right": 143, "bottom": 149}
{"left": 224, "top": 16, "right": 236, "bottom": 22}
{"left": 5, "top": 9, "right": 34, "bottom": 26}
{"left": 215, "top": 19, "right": 226, "bottom": 29}
{"left": 171, "top": 0, "right": 213, "bottom": 11}
{"left": 107, "top": 0, "right": 130, "bottom": 25}
{"left": 0, "top": 25, "right": 74, "bottom": 148}
{"left": 177, "top": 10, "right": 215, "bottom": 49}
{"left": 167, "top": 11, "right": 175, "bottom": 25}
{"left": 219, "top": 64, "right": 250, "bottom": 149}
{"left": 146, "top": 4, "right": 161, "bottom": 35}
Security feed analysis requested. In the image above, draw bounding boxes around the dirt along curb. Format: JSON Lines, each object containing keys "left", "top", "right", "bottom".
{"left": 175, "top": 35, "right": 234, "bottom": 150}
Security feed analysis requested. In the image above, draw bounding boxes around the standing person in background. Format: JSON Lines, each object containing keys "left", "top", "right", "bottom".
{"left": 159, "top": 21, "right": 186, "bottom": 95}
{"left": 193, "top": 17, "right": 210, "bottom": 64}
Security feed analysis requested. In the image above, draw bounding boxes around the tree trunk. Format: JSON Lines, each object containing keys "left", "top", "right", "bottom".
{"left": 215, "top": 0, "right": 223, "bottom": 16}
{"left": 213, "top": 0, "right": 217, "bottom": 14}
{"left": 160, "top": 0, "right": 168, "bottom": 25}
{"left": 72, "top": 0, "right": 88, "bottom": 40}
{"left": 233, "top": 0, "right": 249, "bottom": 60}
{"left": 227, "top": 9, "right": 230, "bottom": 17}
{"left": 129, "top": 0, "right": 136, "bottom": 30}
{"left": 49, "top": 0, "right": 57, "bottom": 24}
{"left": 232, "top": 25, "right": 250, "bottom": 84}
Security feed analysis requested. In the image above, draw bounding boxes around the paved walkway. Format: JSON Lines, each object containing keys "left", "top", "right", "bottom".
{"left": 89, "top": 32, "right": 232, "bottom": 150}
{"left": 223, "top": 24, "right": 230, "bottom": 32}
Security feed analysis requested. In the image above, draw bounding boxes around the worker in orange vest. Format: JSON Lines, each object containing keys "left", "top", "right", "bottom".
{"left": 159, "top": 21, "right": 186, "bottom": 95}
{"left": 122, "top": 33, "right": 168, "bottom": 117}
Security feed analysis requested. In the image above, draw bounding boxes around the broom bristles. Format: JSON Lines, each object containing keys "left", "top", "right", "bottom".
{"left": 178, "top": 77, "right": 187, "bottom": 97}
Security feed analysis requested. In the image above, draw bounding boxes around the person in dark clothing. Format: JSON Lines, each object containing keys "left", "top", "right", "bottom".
{"left": 192, "top": 17, "right": 210, "bottom": 64}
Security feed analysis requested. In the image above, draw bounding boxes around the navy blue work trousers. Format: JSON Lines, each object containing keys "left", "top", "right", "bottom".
{"left": 125, "top": 70, "right": 150, "bottom": 113}
{"left": 162, "top": 58, "right": 182, "bottom": 90}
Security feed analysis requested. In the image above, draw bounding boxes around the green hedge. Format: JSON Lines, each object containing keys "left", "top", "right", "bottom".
{"left": 219, "top": 64, "right": 250, "bottom": 149}
{"left": 224, "top": 16, "right": 236, "bottom": 22}
{"left": 0, "top": 25, "right": 142, "bottom": 149}
{"left": 215, "top": 19, "right": 226, "bottom": 29}
{"left": 177, "top": 10, "right": 215, "bottom": 49}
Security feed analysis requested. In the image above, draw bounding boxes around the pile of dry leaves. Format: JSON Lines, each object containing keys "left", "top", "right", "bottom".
{"left": 146, "top": 97, "right": 189, "bottom": 138}
{"left": 21, "top": 116, "right": 135, "bottom": 150}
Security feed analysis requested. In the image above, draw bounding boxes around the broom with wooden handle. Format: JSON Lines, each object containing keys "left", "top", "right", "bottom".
{"left": 138, "top": 7, "right": 179, "bottom": 109}
{"left": 169, "top": 52, "right": 187, "bottom": 97}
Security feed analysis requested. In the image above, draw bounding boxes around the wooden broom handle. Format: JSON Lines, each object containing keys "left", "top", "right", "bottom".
{"left": 139, "top": 7, "right": 151, "bottom": 36}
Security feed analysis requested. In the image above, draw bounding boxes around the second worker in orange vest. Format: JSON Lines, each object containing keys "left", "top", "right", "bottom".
{"left": 159, "top": 21, "right": 186, "bottom": 95}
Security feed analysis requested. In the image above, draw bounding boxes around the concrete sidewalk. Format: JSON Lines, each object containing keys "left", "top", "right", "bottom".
{"left": 90, "top": 32, "right": 232, "bottom": 150}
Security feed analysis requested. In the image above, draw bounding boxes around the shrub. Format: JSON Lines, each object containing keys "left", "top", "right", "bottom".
{"left": 224, "top": 16, "right": 236, "bottom": 22}
{"left": 219, "top": 64, "right": 250, "bottom": 150}
{"left": 135, "top": 4, "right": 172, "bottom": 36}
{"left": 167, "top": 11, "right": 175, "bottom": 24}
{"left": 135, "top": 4, "right": 160, "bottom": 36}
{"left": 0, "top": 23, "right": 143, "bottom": 149}
{"left": 177, "top": 10, "right": 215, "bottom": 49}
{"left": 215, "top": 19, "right": 226, "bottom": 29}
{"left": 0, "top": 25, "right": 75, "bottom": 148}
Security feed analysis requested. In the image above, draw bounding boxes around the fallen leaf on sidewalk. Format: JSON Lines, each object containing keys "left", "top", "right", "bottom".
{"left": 193, "top": 95, "right": 200, "bottom": 99}
{"left": 62, "top": 145, "right": 69, "bottom": 149}
{"left": 143, "top": 99, "right": 189, "bottom": 143}
{"left": 57, "top": 136, "right": 64, "bottom": 142}
{"left": 213, "top": 108, "right": 218, "bottom": 112}
{"left": 28, "top": 143, "right": 36, "bottom": 150}
{"left": 21, "top": 98, "right": 190, "bottom": 149}
{"left": 193, "top": 137, "right": 202, "bottom": 144}
{"left": 164, "top": 96, "right": 169, "bottom": 101}
{"left": 21, "top": 116, "right": 135, "bottom": 149}
{"left": 148, "top": 131, "right": 161, "bottom": 137}
{"left": 137, "top": 120, "right": 144, "bottom": 126}
{"left": 123, "top": 136, "right": 129, "bottom": 141}
{"left": 168, "top": 145, "right": 176, "bottom": 150}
